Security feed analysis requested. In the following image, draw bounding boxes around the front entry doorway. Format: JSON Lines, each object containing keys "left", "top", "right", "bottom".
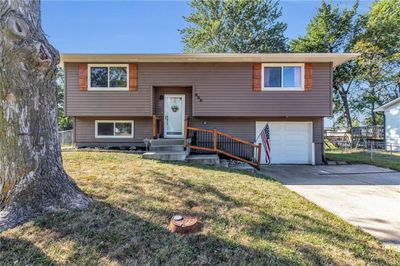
{"left": 164, "top": 94, "right": 185, "bottom": 138}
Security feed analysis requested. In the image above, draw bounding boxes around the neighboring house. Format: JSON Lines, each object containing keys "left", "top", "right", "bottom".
{"left": 60, "top": 53, "right": 357, "bottom": 165}
{"left": 376, "top": 98, "right": 400, "bottom": 152}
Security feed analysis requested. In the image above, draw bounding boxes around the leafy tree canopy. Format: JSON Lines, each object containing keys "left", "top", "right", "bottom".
{"left": 290, "top": 0, "right": 360, "bottom": 53}
{"left": 180, "top": 0, "right": 287, "bottom": 53}
{"left": 290, "top": 0, "right": 361, "bottom": 128}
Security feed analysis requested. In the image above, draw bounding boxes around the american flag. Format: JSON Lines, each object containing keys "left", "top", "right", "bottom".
{"left": 260, "top": 124, "right": 271, "bottom": 165}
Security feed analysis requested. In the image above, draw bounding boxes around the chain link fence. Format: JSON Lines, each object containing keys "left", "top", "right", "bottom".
{"left": 59, "top": 130, "right": 73, "bottom": 147}
{"left": 324, "top": 127, "right": 399, "bottom": 165}
{"left": 365, "top": 141, "right": 400, "bottom": 161}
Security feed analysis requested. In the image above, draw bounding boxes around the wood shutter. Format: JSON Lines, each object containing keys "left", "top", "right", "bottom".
{"left": 79, "top": 64, "right": 88, "bottom": 91}
{"left": 253, "top": 63, "right": 262, "bottom": 91}
{"left": 305, "top": 63, "right": 313, "bottom": 91}
{"left": 129, "top": 64, "right": 138, "bottom": 91}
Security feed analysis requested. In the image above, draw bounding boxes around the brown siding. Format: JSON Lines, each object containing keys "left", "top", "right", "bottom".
{"left": 190, "top": 118, "right": 255, "bottom": 142}
{"left": 65, "top": 63, "right": 152, "bottom": 116}
{"left": 313, "top": 117, "right": 323, "bottom": 165}
{"left": 153, "top": 87, "right": 192, "bottom": 116}
{"left": 140, "top": 63, "right": 331, "bottom": 117}
{"left": 66, "top": 62, "right": 332, "bottom": 117}
{"left": 190, "top": 117, "right": 322, "bottom": 142}
{"left": 74, "top": 116, "right": 324, "bottom": 164}
{"left": 74, "top": 117, "right": 151, "bottom": 147}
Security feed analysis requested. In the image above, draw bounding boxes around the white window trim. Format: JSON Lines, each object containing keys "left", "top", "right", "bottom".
{"left": 261, "top": 63, "right": 305, "bottom": 91}
{"left": 88, "top": 64, "right": 129, "bottom": 91}
{"left": 95, "top": 120, "right": 134, "bottom": 138}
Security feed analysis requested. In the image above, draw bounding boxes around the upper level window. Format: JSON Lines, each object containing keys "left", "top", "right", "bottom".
{"left": 262, "top": 64, "right": 304, "bottom": 91}
{"left": 89, "top": 64, "right": 128, "bottom": 91}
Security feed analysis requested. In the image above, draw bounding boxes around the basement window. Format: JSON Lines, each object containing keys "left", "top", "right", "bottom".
{"left": 95, "top": 120, "right": 134, "bottom": 138}
{"left": 262, "top": 63, "right": 304, "bottom": 91}
{"left": 89, "top": 64, "right": 128, "bottom": 91}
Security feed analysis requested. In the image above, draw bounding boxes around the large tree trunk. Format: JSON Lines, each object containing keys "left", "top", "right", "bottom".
{"left": 337, "top": 87, "right": 353, "bottom": 129}
{"left": 371, "top": 102, "right": 377, "bottom": 126}
{"left": 0, "top": 0, "right": 91, "bottom": 231}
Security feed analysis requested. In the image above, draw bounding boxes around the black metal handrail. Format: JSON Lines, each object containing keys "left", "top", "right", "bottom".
{"left": 186, "top": 127, "right": 261, "bottom": 170}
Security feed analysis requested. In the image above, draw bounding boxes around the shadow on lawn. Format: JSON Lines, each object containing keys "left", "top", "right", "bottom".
{"left": 0, "top": 236, "right": 55, "bottom": 265}
{"left": 1, "top": 158, "right": 398, "bottom": 264}
{"left": 1, "top": 200, "right": 394, "bottom": 265}
{"left": 1, "top": 201, "right": 301, "bottom": 265}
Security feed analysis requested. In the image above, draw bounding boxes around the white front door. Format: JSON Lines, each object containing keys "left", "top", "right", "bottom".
{"left": 164, "top": 94, "right": 185, "bottom": 138}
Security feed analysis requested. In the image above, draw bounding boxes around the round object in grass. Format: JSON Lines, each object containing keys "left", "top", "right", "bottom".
{"left": 168, "top": 215, "right": 202, "bottom": 234}
{"left": 173, "top": 215, "right": 183, "bottom": 221}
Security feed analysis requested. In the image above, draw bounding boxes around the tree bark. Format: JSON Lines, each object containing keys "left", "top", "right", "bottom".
{"left": 371, "top": 103, "right": 376, "bottom": 125}
{"left": 336, "top": 86, "right": 353, "bottom": 129}
{"left": 0, "top": 0, "right": 91, "bottom": 231}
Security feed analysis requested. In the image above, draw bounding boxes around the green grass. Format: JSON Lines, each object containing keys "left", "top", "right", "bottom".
{"left": 326, "top": 149, "right": 400, "bottom": 171}
{"left": 1, "top": 152, "right": 399, "bottom": 265}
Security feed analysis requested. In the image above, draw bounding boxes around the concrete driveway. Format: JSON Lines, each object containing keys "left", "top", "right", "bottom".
{"left": 261, "top": 164, "right": 400, "bottom": 251}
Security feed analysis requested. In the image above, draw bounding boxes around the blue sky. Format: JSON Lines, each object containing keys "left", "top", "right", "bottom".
{"left": 42, "top": 0, "right": 373, "bottom": 53}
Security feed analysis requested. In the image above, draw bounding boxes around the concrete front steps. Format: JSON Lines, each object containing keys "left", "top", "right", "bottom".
{"left": 143, "top": 151, "right": 187, "bottom": 161}
{"left": 186, "top": 154, "right": 220, "bottom": 166}
{"left": 142, "top": 139, "right": 220, "bottom": 165}
{"left": 143, "top": 139, "right": 187, "bottom": 161}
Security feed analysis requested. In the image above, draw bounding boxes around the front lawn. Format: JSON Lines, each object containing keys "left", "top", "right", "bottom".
{"left": 1, "top": 152, "right": 399, "bottom": 265}
{"left": 326, "top": 149, "right": 400, "bottom": 171}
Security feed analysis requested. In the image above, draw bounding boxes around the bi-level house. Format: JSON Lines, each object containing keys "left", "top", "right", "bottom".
{"left": 61, "top": 53, "right": 357, "bottom": 167}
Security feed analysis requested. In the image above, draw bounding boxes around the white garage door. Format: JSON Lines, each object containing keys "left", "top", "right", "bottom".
{"left": 255, "top": 122, "right": 314, "bottom": 164}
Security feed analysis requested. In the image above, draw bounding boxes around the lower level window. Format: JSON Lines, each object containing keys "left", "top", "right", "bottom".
{"left": 95, "top": 121, "right": 134, "bottom": 138}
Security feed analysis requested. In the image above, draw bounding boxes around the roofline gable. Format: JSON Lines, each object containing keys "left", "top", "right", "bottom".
{"left": 60, "top": 53, "right": 359, "bottom": 68}
{"left": 375, "top": 98, "right": 400, "bottom": 112}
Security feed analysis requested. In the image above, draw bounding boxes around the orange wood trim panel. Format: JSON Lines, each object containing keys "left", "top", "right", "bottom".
{"left": 253, "top": 63, "right": 262, "bottom": 91}
{"left": 305, "top": 63, "right": 313, "bottom": 91}
{"left": 129, "top": 64, "right": 138, "bottom": 91}
{"left": 79, "top": 64, "right": 88, "bottom": 91}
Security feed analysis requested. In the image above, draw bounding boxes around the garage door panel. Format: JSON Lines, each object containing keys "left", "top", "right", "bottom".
{"left": 256, "top": 121, "right": 313, "bottom": 164}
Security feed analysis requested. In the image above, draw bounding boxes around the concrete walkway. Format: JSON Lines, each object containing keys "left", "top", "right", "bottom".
{"left": 261, "top": 164, "right": 400, "bottom": 251}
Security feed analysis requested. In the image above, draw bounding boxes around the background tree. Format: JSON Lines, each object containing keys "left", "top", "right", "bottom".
{"left": 0, "top": 0, "right": 91, "bottom": 230}
{"left": 352, "top": 0, "right": 400, "bottom": 125}
{"left": 180, "top": 0, "right": 287, "bottom": 52}
{"left": 290, "top": 0, "right": 361, "bottom": 129}
{"left": 57, "top": 69, "right": 73, "bottom": 130}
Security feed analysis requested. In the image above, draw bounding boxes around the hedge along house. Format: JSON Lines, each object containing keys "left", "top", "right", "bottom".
{"left": 60, "top": 53, "right": 358, "bottom": 166}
